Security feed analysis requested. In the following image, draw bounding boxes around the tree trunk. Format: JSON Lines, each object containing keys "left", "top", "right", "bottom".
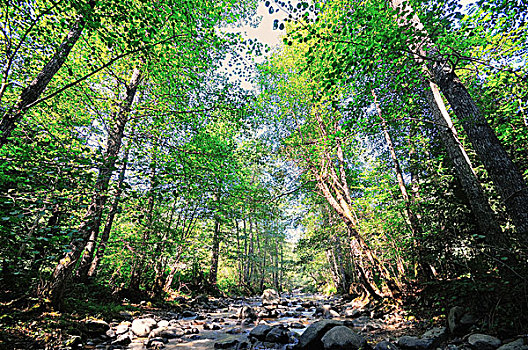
{"left": 77, "top": 67, "right": 142, "bottom": 281}
{"left": 429, "top": 66, "right": 528, "bottom": 236}
{"left": 87, "top": 148, "right": 129, "bottom": 277}
{"left": 390, "top": 0, "right": 528, "bottom": 237}
{"left": 209, "top": 217, "right": 221, "bottom": 287}
{"left": 0, "top": 3, "right": 94, "bottom": 147}
{"left": 423, "top": 81, "right": 503, "bottom": 240}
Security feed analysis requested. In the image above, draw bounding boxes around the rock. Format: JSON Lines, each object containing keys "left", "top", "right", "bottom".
{"left": 182, "top": 310, "right": 198, "bottom": 318}
{"left": 468, "top": 334, "right": 501, "bottom": 350}
{"left": 296, "top": 319, "right": 342, "bottom": 350}
{"left": 422, "top": 327, "right": 447, "bottom": 348}
{"left": 375, "top": 341, "right": 400, "bottom": 350}
{"left": 64, "top": 335, "right": 82, "bottom": 348}
{"left": 290, "top": 322, "right": 305, "bottom": 329}
{"left": 321, "top": 326, "right": 367, "bottom": 350}
{"left": 146, "top": 337, "right": 166, "bottom": 349}
{"left": 106, "top": 328, "right": 116, "bottom": 338}
{"left": 116, "top": 324, "right": 129, "bottom": 335}
{"left": 112, "top": 334, "right": 132, "bottom": 346}
{"left": 203, "top": 322, "right": 222, "bottom": 330}
{"left": 238, "top": 305, "right": 256, "bottom": 320}
{"left": 265, "top": 325, "right": 290, "bottom": 344}
{"left": 344, "top": 308, "right": 362, "bottom": 319}
{"left": 215, "top": 338, "right": 240, "bottom": 349}
{"left": 497, "top": 339, "right": 528, "bottom": 350}
{"left": 131, "top": 318, "right": 157, "bottom": 337}
{"left": 250, "top": 324, "right": 272, "bottom": 341}
{"left": 262, "top": 289, "right": 281, "bottom": 305}
{"left": 321, "top": 305, "right": 340, "bottom": 319}
{"left": 448, "top": 307, "right": 476, "bottom": 335}
{"left": 157, "top": 320, "right": 169, "bottom": 328}
{"left": 397, "top": 336, "right": 434, "bottom": 350}
{"left": 84, "top": 319, "right": 110, "bottom": 334}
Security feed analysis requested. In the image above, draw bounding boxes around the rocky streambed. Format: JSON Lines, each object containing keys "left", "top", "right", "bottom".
{"left": 66, "top": 291, "right": 528, "bottom": 350}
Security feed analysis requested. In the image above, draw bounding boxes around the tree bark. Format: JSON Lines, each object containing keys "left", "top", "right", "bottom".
{"left": 423, "top": 81, "right": 503, "bottom": 240}
{"left": 77, "top": 67, "right": 142, "bottom": 281}
{"left": 87, "top": 148, "right": 129, "bottom": 277}
{"left": 0, "top": 4, "right": 94, "bottom": 147}
{"left": 390, "top": 0, "right": 528, "bottom": 237}
{"left": 40, "top": 67, "right": 141, "bottom": 306}
{"left": 209, "top": 217, "right": 221, "bottom": 287}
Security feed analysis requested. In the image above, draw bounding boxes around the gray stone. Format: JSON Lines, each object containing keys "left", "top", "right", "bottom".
{"left": 321, "top": 326, "right": 367, "bottom": 350}
{"left": 266, "top": 326, "right": 290, "bottom": 344}
{"left": 398, "top": 336, "right": 434, "bottom": 350}
{"left": 468, "top": 334, "right": 501, "bottom": 350}
{"left": 146, "top": 337, "right": 166, "bottom": 349}
{"left": 422, "top": 327, "right": 447, "bottom": 348}
{"left": 84, "top": 319, "right": 110, "bottom": 334}
{"left": 448, "top": 307, "right": 476, "bottom": 335}
{"left": 375, "top": 341, "right": 400, "bottom": 350}
{"left": 249, "top": 324, "right": 272, "bottom": 341}
{"left": 262, "top": 289, "right": 281, "bottom": 305}
{"left": 182, "top": 310, "right": 198, "bottom": 318}
{"left": 296, "top": 320, "right": 342, "bottom": 350}
{"left": 215, "top": 338, "right": 239, "bottom": 349}
{"left": 497, "top": 339, "right": 528, "bottom": 350}
{"left": 112, "top": 334, "right": 132, "bottom": 346}
{"left": 131, "top": 318, "right": 157, "bottom": 337}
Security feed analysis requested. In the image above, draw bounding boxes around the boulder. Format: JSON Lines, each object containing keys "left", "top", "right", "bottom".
{"left": 375, "top": 341, "right": 400, "bottom": 350}
{"left": 262, "top": 289, "right": 281, "bottom": 305}
{"left": 468, "top": 334, "right": 501, "bottom": 350}
{"left": 296, "top": 319, "right": 342, "bottom": 350}
{"left": 321, "top": 326, "right": 367, "bottom": 350}
{"left": 182, "top": 310, "right": 198, "bottom": 318}
{"left": 265, "top": 325, "right": 290, "bottom": 344}
{"left": 116, "top": 324, "right": 129, "bottom": 335}
{"left": 84, "top": 319, "right": 110, "bottom": 334}
{"left": 250, "top": 324, "right": 272, "bottom": 341}
{"left": 112, "top": 334, "right": 132, "bottom": 346}
{"left": 448, "top": 307, "right": 476, "bottom": 335}
{"left": 497, "top": 339, "right": 528, "bottom": 350}
{"left": 422, "top": 327, "right": 447, "bottom": 348}
{"left": 214, "top": 338, "right": 240, "bottom": 349}
{"left": 157, "top": 320, "right": 169, "bottom": 328}
{"left": 131, "top": 318, "right": 157, "bottom": 337}
{"left": 397, "top": 336, "right": 434, "bottom": 350}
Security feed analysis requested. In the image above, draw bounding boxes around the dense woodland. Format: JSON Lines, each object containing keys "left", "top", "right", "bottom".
{"left": 1, "top": 0, "right": 528, "bottom": 346}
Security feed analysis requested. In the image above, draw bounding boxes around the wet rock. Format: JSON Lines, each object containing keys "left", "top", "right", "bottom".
{"left": 262, "top": 289, "right": 281, "bottom": 305}
{"left": 321, "top": 326, "right": 367, "bottom": 350}
{"left": 375, "top": 341, "right": 400, "bottom": 350}
{"left": 250, "top": 324, "right": 272, "bottom": 341}
{"left": 468, "top": 334, "right": 501, "bottom": 350}
{"left": 84, "top": 319, "right": 110, "bottom": 334}
{"left": 497, "top": 338, "right": 528, "bottom": 350}
{"left": 397, "top": 336, "right": 434, "bottom": 350}
{"left": 203, "top": 322, "right": 222, "bottom": 330}
{"left": 448, "top": 307, "right": 476, "bottom": 335}
{"left": 182, "top": 310, "right": 198, "bottom": 318}
{"left": 131, "top": 318, "right": 157, "bottom": 337}
{"left": 290, "top": 322, "right": 305, "bottom": 329}
{"left": 266, "top": 325, "right": 290, "bottom": 344}
{"left": 296, "top": 319, "right": 342, "bottom": 350}
{"left": 215, "top": 338, "right": 240, "bottom": 349}
{"left": 112, "top": 334, "right": 132, "bottom": 346}
{"left": 146, "top": 337, "right": 166, "bottom": 349}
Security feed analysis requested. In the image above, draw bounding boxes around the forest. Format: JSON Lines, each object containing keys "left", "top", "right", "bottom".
{"left": 0, "top": 0, "right": 527, "bottom": 349}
